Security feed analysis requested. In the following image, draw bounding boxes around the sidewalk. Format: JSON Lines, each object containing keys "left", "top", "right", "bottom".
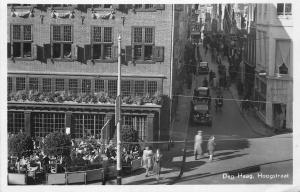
{"left": 228, "top": 85, "right": 275, "bottom": 137}
{"left": 202, "top": 45, "right": 275, "bottom": 137}
{"left": 103, "top": 132, "right": 292, "bottom": 185}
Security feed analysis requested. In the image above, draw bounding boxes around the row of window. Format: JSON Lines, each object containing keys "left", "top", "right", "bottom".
{"left": 8, "top": 112, "right": 147, "bottom": 140}
{"left": 9, "top": 25, "right": 164, "bottom": 62}
{"left": 10, "top": 4, "right": 158, "bottom": 10}
{"left": 8, "top": 77, "right": 159, "bottom": 97}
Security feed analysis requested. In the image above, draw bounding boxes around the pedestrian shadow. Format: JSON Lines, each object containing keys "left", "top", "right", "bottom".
{"left": 164, "top": 160, "right": 206, "bottom": 172}
{"left": 210, "top": 139, "right": 250, "bottom": 151}
{"left": 122, "top": 169, "right": 146, "bottom": 178}
{"left": 126, "top": 177, "right": 158, "bottom": 185}
{"left": 213, "top": 151, "right": 240, "bottom": 157}
{"left": 215, "top": 153, "right": 247, "bottom": 161}
{"left": 168, "top": 172, "right": 211, "bottom": 185}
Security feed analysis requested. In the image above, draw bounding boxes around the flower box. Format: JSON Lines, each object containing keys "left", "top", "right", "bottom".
{"left": 46, "top": 173, "right": 66, "bottom": 185}
{"left": 104, "top": 164, "right": 117, "bottom": 179}
{"left": 85, "top": 168, "right": 104, "bottom": 182}
{"left": 8, "top": 173, "right": 27, "bottom": 185}
{"left": 66, "top": 171, "right": 86, "bottom": 184}
{"left": 131, "top": 158, "right": 142, "bottom": 171}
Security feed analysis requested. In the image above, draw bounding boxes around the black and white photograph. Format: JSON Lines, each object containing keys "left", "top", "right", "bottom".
{"left": 1, "top": 1, "right": 299, "bottom": 192}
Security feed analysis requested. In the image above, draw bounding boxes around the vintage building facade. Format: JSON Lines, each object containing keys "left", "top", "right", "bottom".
{"left": 7, "top": 4, "right": 191, "bottom": 143}
{"left": 255, "top": 3, "right": 293, "bottom": 130}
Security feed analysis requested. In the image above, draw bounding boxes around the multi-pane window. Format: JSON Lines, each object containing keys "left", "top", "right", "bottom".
{"left": 147, "top": 81, "right": 158, "bottom": 96}
{"left": 95, "top": 79, "right": 105, "bottom": 93}
{"left": 277, "top": 3, "right": 292, "bottom": 16}
{"left": 91, "top": 26, "right": 113, "bottom": 60}
{"left": 134, "top": 4, "right": 154, "bottom": 9}
{"left": 42, "top": 78, "right": 52, "bottom": 93}
{"left": 132, "top": 27, "right": 154, "bottom": 61}
{"left": 29, "top": 78, "right": 39, "bottom": 92}
{"left": 134, "top": 4, "right": 143, "bottom": 9}
{"left": 135, "top": 81, "right": 145, "bottom": 96}
{"left": 8, "top": 77, "right": 12, "bottom": 94}
{"left": 69, "top": 79, "right": 78, "bottom": 94}
{"left": 55, "top": 79, "right": 65, "bottom": 91}
{"left": 108, "top": 80, "right": 117, "bottom": 97}
{"left": 121, "top": 80, "right": 131, "bottom": 97}
{"left": 51, "top": 4, "right": 73, "bottom": 8}
{"left": 51, "top": 25, "right": 73, "bottom": 59}
{"left": 122, "top": 115, "right": 147, "bottom": 141}
{"left": 72, "top": 114, "right": 105, "bottom": 139}
{"left": 145, "top": 4, "right": 154, "bottom": 9}
{"left": 92, "top": 4, "right": 112, "bottom": 9}
{"left": 32, "top": 113, "right": 65, "bottom": 137}
{"left": 8, "top": 112, "right": 25, "bottom": 134}
{"left": 82, "top": 79, "right": 91, "bottom": 94}
{"left": 11, "top": 25, "right": 33, "bottom": 58}
{"left": 16, "top": 77, "right": 25, "bottom": 91}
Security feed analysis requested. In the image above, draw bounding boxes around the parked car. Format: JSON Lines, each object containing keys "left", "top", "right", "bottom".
{"left": 190, "top": 100, "right": 212, "bottom": 126}
{"left": 193, "top": 86, "right": 210, "bottom": 105}
{"left": 197, "top": 61, "right": 209, "bottom": 74}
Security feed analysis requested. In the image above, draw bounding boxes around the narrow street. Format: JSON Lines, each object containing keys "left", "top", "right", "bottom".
{"left": 187, "top": 44, "right": 264, "bottom": 146}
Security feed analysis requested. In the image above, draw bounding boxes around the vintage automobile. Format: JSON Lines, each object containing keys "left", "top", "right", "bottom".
{"left": 190, "top": 100, "right": 212, "bottom": 126}
{"left": 197, "top": 61, "right": 209, "bottom": 75}
{"left": 193, "top": 86, "right": 210, "bottom": 104}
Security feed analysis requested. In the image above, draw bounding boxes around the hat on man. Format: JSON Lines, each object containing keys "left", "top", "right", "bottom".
{"left": 198, "top": 130, "right": 202, "bottom": 134}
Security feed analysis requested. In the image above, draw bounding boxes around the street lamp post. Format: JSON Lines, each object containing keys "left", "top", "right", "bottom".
{"left": 116, "top": 35, "right": 122, "bottom": 185}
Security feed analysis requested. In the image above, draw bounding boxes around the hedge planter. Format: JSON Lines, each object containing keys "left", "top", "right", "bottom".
{"left": 105, "top": 164, "right": 117, "bottom": 179}
{"left": 86, "top": 168, "right": 104, "bottom": 183}
{"left": 8, "top": 173, "right": 27, "bottom": 185}
{"left": 66, "top": 172, "right": 86, "bottom": 184}
{"left": 46, "top": 173, "right": 66, "bottom": 185}
{"left": 131, "top": 159, "right": 142, "bottom": 172}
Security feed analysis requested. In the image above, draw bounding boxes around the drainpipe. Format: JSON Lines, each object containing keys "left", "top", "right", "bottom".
{"left": 169, "top": 4, "right": 175, "bottom": 141}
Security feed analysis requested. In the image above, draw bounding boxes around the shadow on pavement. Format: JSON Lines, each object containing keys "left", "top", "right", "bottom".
{"left": 215, "top": 153, "right": 247, "bottom": 161}
{"left": 168, "top": 159, "right": 292, "bottom": 185}
{"left": 212, "top": 139, "right": 250, "bottom": 151}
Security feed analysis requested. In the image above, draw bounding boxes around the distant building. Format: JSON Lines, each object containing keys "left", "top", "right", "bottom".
{"left": 241, "top": 4, "right": 256, "bottom": 100}
{"left": 7, "top": 4, "right": 192, "bottom": 143}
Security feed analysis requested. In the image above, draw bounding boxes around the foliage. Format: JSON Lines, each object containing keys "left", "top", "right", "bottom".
{"left": 8, "top": 90, "right": 166, "bottom": 105}
{"left": 121, "top": 126, "right": 139, "bottom": 150}
{"left": 43, "top": 132, "right": 72, "bottom": 157}
{"left": 8, "top": 132, "right": 34, "bottom": 157}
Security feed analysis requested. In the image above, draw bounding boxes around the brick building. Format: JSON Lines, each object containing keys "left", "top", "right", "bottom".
{"left": 7, "top": 4, "right": 191, "bottom": 143}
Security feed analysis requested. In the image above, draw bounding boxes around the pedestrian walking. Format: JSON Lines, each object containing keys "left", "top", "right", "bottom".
{"left": 207, "top": 135, "right": 216, "bottom": 162}
{"left": 153, "top": 148, "right": 163, "bottom": 183}
{"left": 142, "top": 146, "right": 153, "bottom": 177}
{"left": 194, "top": 131, "right": 203, "bottom": 160}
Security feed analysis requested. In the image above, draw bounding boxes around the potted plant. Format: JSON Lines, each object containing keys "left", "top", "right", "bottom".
{"left": 122, "top": 96, "right": 133, "bottom": 104}
{"left": 83, "top": 94, "right": 92, "bottom": 103}
{"left": 91, "top": 94, "right": 98, "bottom": 104}
{"left": 8, "top": 132, "right": 34, "bottom": 158}
{"left": 96, "top": 92, "right": 107, "bottom": 103}
{"left": 143, "top": 94, "right": 153, "bottom": 104}
{"left": 8, "top": 132, "right": 34, "bottom": 185}
{"left": 43, "top": 132, "right": 72, "bottom": 184}
{"left": 133, "top": 96, "right": 143, "bottom": 105}
{"left": 75, "top": 93, "right": 83, "bottom": 103}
